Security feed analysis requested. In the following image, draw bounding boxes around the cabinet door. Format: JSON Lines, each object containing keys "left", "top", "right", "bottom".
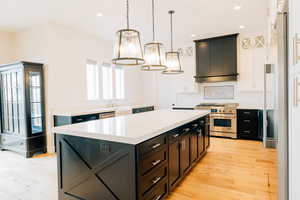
{"left": 223, "top": 36, "right": 237, "bottom": 75}
{"left": 180, "top": 134, "right": 190, "bottom": 175}
{"left": 198, "top": 128, "right": 205, "bottom": 156}
{"left": 190, "top": 133, "right": 198, "bottom": 164}
{"left": 210, "top": 38, "right": 225, "bottom": 76}
{"left": 169, "top": 141, "right": 180, "bottom": 187}
{"left": 204, "top": 117, "right": 210, "bottom": 149}
{"left": 0, "top": 68, "right": 25, "bottom": 136}
{"left": 196, "top": 41, "right": 210, "bottom": 77}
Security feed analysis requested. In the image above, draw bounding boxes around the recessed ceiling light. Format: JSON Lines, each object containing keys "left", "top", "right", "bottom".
{"left": 96, "top": 13, "right": 103, "bottom": 17}
{"left": 234, "top": 5, "right": 241, "bottom": 10}
{"left": 191, "top": 34, "right": 196, "bottom": 37}
{"left": 239, "top": 25, "right": 245, "bottom": 29}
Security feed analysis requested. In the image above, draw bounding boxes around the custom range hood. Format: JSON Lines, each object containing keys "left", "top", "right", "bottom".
{"left": 194, "top": 34, "right": 238, "bottom": 83}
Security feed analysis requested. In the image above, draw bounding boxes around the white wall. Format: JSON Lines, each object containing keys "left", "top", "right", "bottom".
{"left": 143, "top": 32, "right": 268, "bottom": 108}
{"left": 13, "top": 23, "right": 145, "bottom": 152}
{"left": 0, "top": 30, "right": 14, "bottom": 63}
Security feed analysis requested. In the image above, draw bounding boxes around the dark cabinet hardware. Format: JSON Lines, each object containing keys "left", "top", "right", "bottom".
{"left": 152, "top": 143, "right": 161, "bottom": 149}
{"left": 243, "top": 120, "right": 251, "bottom": 123}
{"left": 243, "top": 130, "right": 251, "bottom": 134}
{"left": 173, "top": 134, "right": 180, "bottom": 138}
{"left": 192, "top": 124, "right": 198, "bottom": 127}
{"left": 152, "top": 160, "right": 161, "bottom": 166}
{"left": 152, "top": 176, "right": 162, "bottom": 184}
{"left": 243, "top": 112, "right": 251, "bottom": 115}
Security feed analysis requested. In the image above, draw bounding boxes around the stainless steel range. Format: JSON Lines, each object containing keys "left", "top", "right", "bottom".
{"left": 195, "top": 103, "right": 239, "bottom": 139}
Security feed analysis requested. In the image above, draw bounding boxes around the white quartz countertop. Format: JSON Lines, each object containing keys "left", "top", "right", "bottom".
{"left": 52, "top": 105, "right": 155, "bottom": 116}
{"left": 53, "top": 109, "right": 210, "bottom": 145}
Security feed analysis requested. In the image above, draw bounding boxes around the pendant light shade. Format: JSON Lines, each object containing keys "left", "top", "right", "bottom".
{"left": 162, "top": 10, "right": 184, "bottom": 74}
{"left": 141, "top": 0, "right": 167, "bottom": 71}
{"left": 112, "top": 0, "right": 144, "bottom": 66}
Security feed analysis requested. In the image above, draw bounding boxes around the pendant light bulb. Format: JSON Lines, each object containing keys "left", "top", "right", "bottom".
{"left": 141, "top": 0, "right": 167, "bottom": 71}
{"left": 162, "top": 10, "right": 184, "bottom": 74}
{"left": 112, "top": 0, "right": 145, "bottom": 66}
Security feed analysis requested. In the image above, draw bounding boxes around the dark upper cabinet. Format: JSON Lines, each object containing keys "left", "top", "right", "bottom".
{"left": 194, "top": 34, "right": 238, "bottom": 83}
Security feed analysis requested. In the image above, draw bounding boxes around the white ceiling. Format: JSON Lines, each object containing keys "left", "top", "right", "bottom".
{"left": 0, "top": 0, "right": 269, "bottom": 46}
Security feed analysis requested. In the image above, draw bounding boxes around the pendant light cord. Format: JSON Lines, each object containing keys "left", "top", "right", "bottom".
{"left": 169, "top": 10, "right": 174, "bottom": 51}
{"left": 126, "top": 0, "right": 129, "bottom": 29}
{"left": 152, "top": 0, "right": 155, "bottom": 41}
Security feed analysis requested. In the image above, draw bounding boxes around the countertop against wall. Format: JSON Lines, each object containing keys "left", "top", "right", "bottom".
{"left": 52, "top": 104, "right": 157, "bottom": 116}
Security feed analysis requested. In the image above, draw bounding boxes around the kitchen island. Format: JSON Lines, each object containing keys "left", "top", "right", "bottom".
{"left": 53, "top": 109, "right": 210, "bottom": 200}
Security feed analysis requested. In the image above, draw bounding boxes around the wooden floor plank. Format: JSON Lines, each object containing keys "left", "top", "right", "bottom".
{"left": 167, "top": 137, "right": 278, "bottom": 200}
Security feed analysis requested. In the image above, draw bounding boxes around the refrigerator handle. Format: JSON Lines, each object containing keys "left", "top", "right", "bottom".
{"left": 293, "top": 33, "right": 300, "bottom": 65}
{"left": 294, "top": 76, "right": 300, "bottom": 107}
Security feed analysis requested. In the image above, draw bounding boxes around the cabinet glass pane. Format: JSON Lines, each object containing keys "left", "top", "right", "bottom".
{"left": 0, "top": 70, "right": 23, "bottom": 134}
{"left": 29, "top": 72, "right": 43, "bottom": 134}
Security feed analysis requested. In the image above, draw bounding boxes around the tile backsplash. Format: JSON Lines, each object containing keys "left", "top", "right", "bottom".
{"left": 204, "top": 85, "right": 235, "bottom": 99}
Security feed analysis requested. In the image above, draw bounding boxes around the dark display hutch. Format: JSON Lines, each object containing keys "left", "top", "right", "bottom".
{"left": 0, "top": 62, "right": 46, "bottom": 158}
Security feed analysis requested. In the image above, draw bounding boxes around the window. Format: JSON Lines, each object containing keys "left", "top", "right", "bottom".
{"left": 102, "top": 64, "right": 125, "bottom": 100}
{"left": 86, "top": 59, "right": 100, "bottom": 100}
{"left": 102, "top": 64, "right": 113, "bottom": 100}
{"left": 115, "top": 67, "right": 125, "bottom": 99}
{"left": 86, "top": 60, "right": 125, "bottom": 101}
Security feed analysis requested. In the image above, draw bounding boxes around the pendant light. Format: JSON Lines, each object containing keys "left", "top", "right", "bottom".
{"left": 141, "top": 0, "right": 167, "bottom": 71}
{"left": 162, "top": 10, "right": 184, "bottom": 74}
{"left": 112, "top": 0, "right": 145, "bottom": 66}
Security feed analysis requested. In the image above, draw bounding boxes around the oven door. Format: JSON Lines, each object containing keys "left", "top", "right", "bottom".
{"left": 210, "top": 114, "right": 236, "bottom": 133}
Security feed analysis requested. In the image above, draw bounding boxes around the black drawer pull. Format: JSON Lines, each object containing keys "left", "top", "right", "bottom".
{"left": 151, "top": 176, "right": 162, "bottom": 184}
{"left": 243, "top": 130, "right": 251, "bottom": 133}
{"left": 152, "top": 143, "right": 161, "bottom": 149}
{"left": 192, "top": 124, "right": 198, "bottom": 127}
{"left": 76, "top": 118, "right": 83, "bottom": 121}
{"left": 151, "top": 160, "right": 161, "bottom": 166}
{"left": 243, "top": 120, "right": 251, "bottom": 123}
{"left": 153, "top": 195, "right": 162, "bottom": 200}
{"left": 243, "top": 112, "right": 251, "bottom": 114}
{"left": 173, "top": 134, "right": 179, "bottom": 138}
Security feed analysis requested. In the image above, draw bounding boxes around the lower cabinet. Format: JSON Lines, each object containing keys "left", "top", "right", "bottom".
{"left": 56, "top": 115, "right": 210, "bottom": 200}
{"left": 168, "top": 115, "right": 210, "bottom": 192}
{"left": 168, "top": 132, "right": 180, "bottom": 189}
{"left": 237, "top": 109, "right": 263, "bottom": 140}
{"left": 180, "top": 133, "right": 190, "bottom": 175}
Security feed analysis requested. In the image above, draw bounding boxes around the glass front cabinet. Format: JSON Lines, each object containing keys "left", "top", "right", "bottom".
{"left": 0, "top": 62, "right": 46, "bottom": 158}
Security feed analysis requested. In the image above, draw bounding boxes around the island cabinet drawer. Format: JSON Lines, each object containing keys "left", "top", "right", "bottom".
{"left": 139, "top": 162, "right": 168, "bottom": 196}
{"left": 141, "top": 178, "right": 168, "bottom": 200}
{"left": 139, "top": 147, "right": 168, "bottom": 175}
{"left": 237, "top": 109, "right": 258, "bottom": 119}
{"left": 138, "top": 134, "right": 167, "bottom": 157}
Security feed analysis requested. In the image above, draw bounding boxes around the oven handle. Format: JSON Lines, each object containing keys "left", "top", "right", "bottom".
{"left": 210, "top": 115, "right": 236, "bottom": 119}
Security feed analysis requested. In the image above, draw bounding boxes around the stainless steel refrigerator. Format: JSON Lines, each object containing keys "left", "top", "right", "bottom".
{"left": 264, "top": 11, "right": 289, "bottom": 200}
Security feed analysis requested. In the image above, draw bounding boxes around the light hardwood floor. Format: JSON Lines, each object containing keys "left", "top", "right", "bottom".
{"left": 0, "top": 137, "right": 277, "bottom": 200}
{"left": 167, "top": 137, "right": 277, "bottom": 200}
